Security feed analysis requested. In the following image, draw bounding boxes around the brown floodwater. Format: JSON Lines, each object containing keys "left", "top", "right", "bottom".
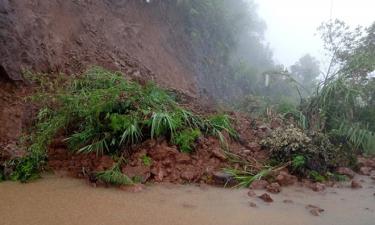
{"left": 0, "top": 175, "right": 374, "bottom": 225}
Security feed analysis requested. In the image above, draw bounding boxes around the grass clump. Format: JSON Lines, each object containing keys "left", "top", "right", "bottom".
{"left": 172, "top": 129, "right": 201, "bottom": 153}
{"left": 9, "top": 67, "right": 237, "bottom": 182}
{"left": 96, "top": 164, "right": 134, "bottom": 185}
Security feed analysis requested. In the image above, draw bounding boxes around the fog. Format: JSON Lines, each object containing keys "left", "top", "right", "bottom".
{"left": 254, "top": 0, "right": 375, "bottom": 66}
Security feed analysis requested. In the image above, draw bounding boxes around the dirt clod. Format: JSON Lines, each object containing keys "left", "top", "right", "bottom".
{"left": 337, "top": 167, "right": 355, "bottom": 178}
{"left": 351, "top": 180, "right": 363, "bottom": 189}
{"left": 306, "top": 204, "right": 324, "bottom": 216}
{"left": 276, "top": 171, "right": 297, "bottom": 186}
{"left": 250, "top": 180, "right": 269, "bottom": 190}
{"left": 266, "top": 182, "right": 281, "bottom": 193}
{"left": 247, "top": 190, "right": 256, "bottom": 197}
{"left": 258, "top": 193, "right": 273, "bottom": 203}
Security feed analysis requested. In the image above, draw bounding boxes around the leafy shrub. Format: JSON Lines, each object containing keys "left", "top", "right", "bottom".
{"left": 261, "top": 126, "right": 344, "bottom": 175}
{"left": 9, "top": 154, "right": 44, "bottom": 182}
{"left": 173, "top": 129, "right": 201, "bottom": 153}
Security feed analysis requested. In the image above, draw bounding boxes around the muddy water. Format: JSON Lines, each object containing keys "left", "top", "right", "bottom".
{"left": 0, "top": 175, "right": 374, "bottom": 225}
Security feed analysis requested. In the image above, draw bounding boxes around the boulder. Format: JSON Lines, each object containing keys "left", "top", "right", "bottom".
{"left": 212, "top": 171, "right": 236, "bottom": 186}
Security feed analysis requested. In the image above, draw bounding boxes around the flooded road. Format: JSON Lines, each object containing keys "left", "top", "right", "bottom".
{"left": 0, "top": 175, "right": 374, "bottom": 225}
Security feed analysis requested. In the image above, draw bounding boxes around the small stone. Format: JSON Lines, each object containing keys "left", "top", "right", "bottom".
{"left": 247, "top": 190, "right": 256, "bottom": 197}
{"left": 310, "top": 182, "right": 326, "bottom": 192}
{"left": 249, "top": 202, "right": 257, "bottom": 207}
{"left": 259, "top": 193, "right": 273, "bottom": 202}
{"left": 211, "top": 147, "right": 227, "bottom": 160}
{"left": 250, "top": 180, "right": 269, "bottom": 190}
{"left": 266, "top": 182, "right": 281, "bottom": 193}
{"left": 306, "top": 204, "right": 324, "bottom": 216}
{"left": 351, "top": 180, "right": 363, "bottom": 189}
{"left": 337, "top": 167, "right": 356, "bottom": 178}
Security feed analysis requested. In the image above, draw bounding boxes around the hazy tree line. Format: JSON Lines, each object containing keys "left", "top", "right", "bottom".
{"left": 174, "top": 0, "right": 374, "bottom": 153}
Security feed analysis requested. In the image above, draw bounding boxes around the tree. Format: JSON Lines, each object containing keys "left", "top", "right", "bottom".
{"left": 290, "top": 54, "right": 320, "bottom": 96}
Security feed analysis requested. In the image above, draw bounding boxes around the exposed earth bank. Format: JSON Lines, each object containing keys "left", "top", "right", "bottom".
{"left": 0, "top": 174, "right": 374, "bottom": 225}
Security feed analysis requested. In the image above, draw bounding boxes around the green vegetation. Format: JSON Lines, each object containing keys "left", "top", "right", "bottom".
{"left": 96, "top": 164, "right": 133, "bottom": 185}
{"left": 172, "top": 129, "right": 201, "bottom": 153}
{"left": 223, "top": 167, "right": 273, "bottom": 188}
{"left": 140, "top": 155, "right": 152, "bottom": 167}
{"left": 7, "top": 67, "right": 237, "bottom": 182}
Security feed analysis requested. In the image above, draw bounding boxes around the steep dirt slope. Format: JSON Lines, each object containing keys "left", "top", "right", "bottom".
{"left": 0, "top": 0, "right": 200, "bottom": 147}
{"left": 0, "top": 0, "right": 197, "bottom": 95}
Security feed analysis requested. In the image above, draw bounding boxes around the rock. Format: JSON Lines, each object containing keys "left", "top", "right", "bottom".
{"left": 175, "top": 153, "right": 191, "bottom": 164}
{"left": 310, "top": 182, "right": 326, "bottom": 192}
{"left": 250, "top": 180, "right": 269, "bottom": 190}
{"left": 276, "top": 171, "right": 297, "bottom": 186}
{"left": 266, "top": 182, "right": 281, "bottom": 193}
{"left": 247, "top": 190, "right": 256, "bottom": 197}
{"left": 180, "top": 165, "right": 199, "bottom": 181}
{"left": 212, "top": 171, "right": 236, "bottom": 186}
{"left": 249, "top": 202, "right": 257, "bottom": 207}
{"left": 337, "top": 167, "right": 355, "bottom": 178}
{"left": 359, "top": 167, "right": 372, "bottom": 176}
{"left": 259, "top": 193, "right": 273, "bottom": 203}
{"left": 306, "top": 204, "right": 324, "bottom": 216}
{"left": 149, "top": 144, "right": 178, "bottom": 161}
{"left": 283, "top": 199, "right": 294, "bottom": 204}
{"left": 211, "top": 147, "right": 227, "bottom": 160}
{"left": 351, "top": 180, "right": 362, "bottom": 189}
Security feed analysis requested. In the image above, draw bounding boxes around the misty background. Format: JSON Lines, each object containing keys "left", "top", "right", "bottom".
{"left": 254, "top": 0, "right": 375, "bottom": 66}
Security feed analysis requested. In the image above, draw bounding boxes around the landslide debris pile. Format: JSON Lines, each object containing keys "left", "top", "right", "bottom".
{"left": 1, "top": 67, "right": 373, "bottom": 188}
{"left": 0, "top": 67, "right": 249, "bottom": 184}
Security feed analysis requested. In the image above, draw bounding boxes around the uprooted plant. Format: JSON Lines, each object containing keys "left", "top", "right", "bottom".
{"left": 6, "top": 67, "right": 238, "bottom": 182}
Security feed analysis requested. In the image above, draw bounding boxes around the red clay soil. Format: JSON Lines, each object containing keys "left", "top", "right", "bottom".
{"left": 0, "top": 0, "right": 197, "bottom": 96}
{"left": 46, "top": 113, "right": 274, "bottom": 185}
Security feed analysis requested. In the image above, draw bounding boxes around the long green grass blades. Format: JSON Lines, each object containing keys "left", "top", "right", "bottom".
{"left": 207, "top": 114, "right": 238, "bottom": 139}
{"left": 150, "top": 112, "right": 178, "bottom": 139}
{"left": 96, "top": 165, "right": 133, "bottom": 185}
{"left": 223, "top": 167, "right": 272, "bottom": 188}
{"left": 120, "top": 123, "right": 142, "bottom": 145}
{"left": 77, "top": 138, "right": 109, "bottom": 155}
{"left": 338, "top": 123, "right": 375, "bottom": 154}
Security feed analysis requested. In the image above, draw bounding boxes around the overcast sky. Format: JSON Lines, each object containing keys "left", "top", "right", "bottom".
{"left": 253, "top": 0, "right": 375, "bottom": 67}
